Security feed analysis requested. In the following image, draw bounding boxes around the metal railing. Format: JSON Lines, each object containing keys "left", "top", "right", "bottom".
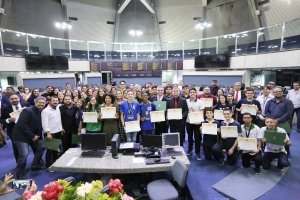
{"left": 0, "top": 17, "right": 299, "bottom": 61}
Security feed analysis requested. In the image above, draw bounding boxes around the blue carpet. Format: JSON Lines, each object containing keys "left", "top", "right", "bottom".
{"left": 1, "top": 126, "right": 300, "bottom": 199}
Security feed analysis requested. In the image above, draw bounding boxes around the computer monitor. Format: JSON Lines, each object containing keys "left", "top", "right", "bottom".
{"left": 162, "top": 133, "right": 180, "bottom": 150}
{"left": 142, "top": 135, "right": 162, "bottom": 150}
{"left": 81, "top": 133, "right": 106, "bottom": 151}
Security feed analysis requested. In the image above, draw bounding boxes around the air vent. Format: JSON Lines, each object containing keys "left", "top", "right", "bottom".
{"left": 107, "top": 21, "right": 115, "bottom": 25}
{"left": 159, "top": 21, "right": 166, "bottom": 24}
{"left": 68, "top": 17, "right": 78, "bottom": 21}
{"left": 193, "top": 17, "right": 201, "bottom": 20}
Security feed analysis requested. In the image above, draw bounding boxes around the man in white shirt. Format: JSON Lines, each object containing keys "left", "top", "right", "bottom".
{"left": 186, "top": 88, "right": 204, "bottom": 160}
{"left": 41, "top": 96, "right": 63, "bottom": 171}
{"left": 239, "top": 113, "right": 262, "bottom": 174}
{"left": 261, "top": 118, "right": 291, "bottom": 170}
{"left": 256, "top": 86, "right": 274, "bottom": 123}
{"left": 286, "top": 81, "right": 300, "bottom": 132}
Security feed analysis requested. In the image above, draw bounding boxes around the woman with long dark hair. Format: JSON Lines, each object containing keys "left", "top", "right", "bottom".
{"left": 101, "top": 93, "right": 119, "bottom": 145}
{"left": 75, "top": 98, "right": 86, "bottom": 136}
{"left": 27, "top": 88, "right": 40, "bottom": 106}
{"left": 85, "top": 97, "right": 102, "bottom": 133}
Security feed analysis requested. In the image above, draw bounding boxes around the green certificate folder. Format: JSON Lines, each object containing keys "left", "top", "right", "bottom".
{"left": 278, "top": 122, "right": 291, "bottom": 133}
{"left": 154, "top": 101, "right": 166, "bottom": 111}
{"left": 264, "top": 131, "right": 286, "bottom": 146}
{"left": 42, "top": 138, "right": 61, "bottom": 151}
{"left": 72, "top": 134, "right": 81, "bottom": 144}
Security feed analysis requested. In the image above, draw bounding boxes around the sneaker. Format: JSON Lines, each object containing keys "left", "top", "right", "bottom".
{"left": 47, "top": 168, "right": 54, "bottom": 173}
{"left": 218, "top": 158, "right": 225, "bottom": 166}
{"left": 277, "top": 166, "right": 284, "bottom": 171}
{"left": 196, "top": 153, "right": 201, "bottom": 160}
{"left": 255, "top": 168, "right": 261, "bottom": 174}
{"left": 186, "top": 149, "right": 193, "bottom": 155}
{"left": 31, "top": 165, "right": 46, "bottom": 171}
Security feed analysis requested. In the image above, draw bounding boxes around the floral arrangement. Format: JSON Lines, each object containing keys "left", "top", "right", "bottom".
{"left": 22, "top": 178, "right": 134, "bottom": 200}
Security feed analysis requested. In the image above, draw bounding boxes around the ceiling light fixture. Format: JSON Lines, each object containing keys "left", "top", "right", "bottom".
{"left": 129, "top": 0, "right": 143, "bottom": 36}
{"left": 195, "top": 20, "right": 212, "bottom": 29}
{"left": 55, "top": 21, "right": 72, "bottom": 29}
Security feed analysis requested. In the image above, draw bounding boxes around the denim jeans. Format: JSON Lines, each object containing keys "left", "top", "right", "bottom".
{"left": 126, "top": 132, "right": 137, "bottom": 143}
{"left": 14, "top": 139, "right": 44, "bottom": 176}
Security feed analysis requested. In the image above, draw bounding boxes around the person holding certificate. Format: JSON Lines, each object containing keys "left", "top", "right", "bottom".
{"left": 85, "top": 97, "right": 102, "bottom": 133}
{"left": 150, "top": 86, "right": 169, "bottom": 135}
{"left": 236, "top": 88, "right": 261, "bottom": 125}
{"left": 214, "top": 95, "right": 232, "bottom": 122}
{"left": 186, "top": 88, "right": 204, "bottom": 160}
{"left": 140, "top": 91, "right": 156, "bottom": 139}
{"left": 75, "top": 98, "right": 86, "bottom": 136}
{"left": 226, "top": 93, "right": 238, "bottom": 119}
{"left": 120, "top": 90, "right": 140, "bottom": 142}
{"left": 201, "top": 108, "right": 221, "bottom": 161}
{"left": 212, "top": 108, "right": 242, "bottom": 166}
{"left": 238, "top": 113, "right": 262, "bottom": 174}
{"left": 261, "top": 118, "right": 292, "bottom": 170}
{"left": 166, "top": 87, "right": 188, "bottom": 146}
{"left": 196, "top": 87, "right": 217, "bottom": 109}
{"left": 101, "top": 93, "right": 119, "bottom": 145}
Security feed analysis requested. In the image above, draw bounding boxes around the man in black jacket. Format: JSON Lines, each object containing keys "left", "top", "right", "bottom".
{"left": 150, "top": 86, "right": 169, "bottom": 135}
{"left": 0, "top": 94, "right": 31, "bottom": 162}
{"left": 166, "top": 87, "right": 188, "bottom": 146}
{"left": 60, "top": 95, "right": 77, "bottom": 153}
{"left": 12, "top": 96, "right": 46, "bottom": 179}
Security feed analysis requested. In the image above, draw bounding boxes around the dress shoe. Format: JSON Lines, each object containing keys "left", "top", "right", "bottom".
{"left": 40, "top": 159, "right": 45, "bottom": 165}
{"left": 31, "top": 165, "right": 46, "bottom": 171}
{"left": 17, "top": 174, "right": 26, "bottom": 179}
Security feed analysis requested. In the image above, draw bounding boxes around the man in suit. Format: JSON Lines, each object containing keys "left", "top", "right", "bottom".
{"left": 233, "top": 82, "right": 246, "bottom": 102}
{"left": 0, "top": 94, "right": 31, "bottom": 162}
{"left": 1, "top": 87, "right": 24, "bottom": 107}
{"left": 166, "top": 87, "right": 188, "bottom": 146}
{"left": 150, "top": 86, "right": 169, "bottom": 135}
{"left": 12, "top": 96, "right": 46, "bottom": 179}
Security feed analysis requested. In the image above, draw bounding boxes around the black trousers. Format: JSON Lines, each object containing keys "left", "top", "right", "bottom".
{"left": 203, "top": 145, "right": 216, "bottom": 160}
{"left": 45, "top": 132, "right": 61, "bottom": 168}
{"left": 262, "top": 152, "right": 290, "bottom": 170}
{"left": 61, "top": 129, "right": 76, "bottom": 153}
{"left": 211, "top": 142, "right": 238, "bottom": 165}
{"left": 186, "top": 123, "right": 201, "bottom": 153}
{"left": 242, "top": 151, "right": 262, "bottom": 168}
{"left": 169, "top": 120, "right": 185, "bottom": 146}
{"left": 154, "top": 121, "right": 168, "bottom": 135}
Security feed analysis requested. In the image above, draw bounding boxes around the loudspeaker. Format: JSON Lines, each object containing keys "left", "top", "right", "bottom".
{"left": 7, "top": 77, "right": 16, "bottom": 85}
{"left": 111, "top": 134, "right": 120, "bottom": 159}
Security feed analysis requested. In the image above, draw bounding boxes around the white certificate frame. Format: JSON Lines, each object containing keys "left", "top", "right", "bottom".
{"left": 167, "top": 108, "right": 182, "bottom": 120}
{"left": 101, "top": 107, "right": 116, "bottom": 119}
{"left": 201, "top": 98, "right": 213, "bottom": 107}
{"left": 214, "top": 110, "right": 225, "bottom": 120}
{"left": 125, "top": 120, "right": 141, "bottom": 133}
{"left": 202, "top": 123, "right": 218, "bottom": 135}
{"left": 150, "top": 110, "right": 165, "bottom": 122}
{"left": 83, "top": 112, "right": 98, "bottom": 123}
{"left": 188, "top": 111, "right": 204, "bottom": 124}
{"left": 238, "top": 137, "right": 257, "bottom": 151}
{"left": 221, "top": 126, "right": 238, "bottom": 138}
{"left": 241, "top": 104, "right": 257, "bottom": 115}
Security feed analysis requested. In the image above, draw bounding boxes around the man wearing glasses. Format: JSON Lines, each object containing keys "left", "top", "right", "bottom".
{"left": 119, "top": 81, "right": 126, "bottom": 93}
{"left": 265, "top": 88, "right": 294, "bottom": 157}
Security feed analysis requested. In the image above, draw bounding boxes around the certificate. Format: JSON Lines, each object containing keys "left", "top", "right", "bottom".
{"left": 241, "top": 104, "right": 257, "bottom": 115}
{"left": 188, "top": 111, "right": 204, "bottom": 124}
{"left": 238, "top": 137, "right": 257, "bottom": 151}
{"left": 150, "top": 110, "right": 165, "bottom": 122}
{"left": 125, "top": 120, "right": 140, "bottom": 133}
{"left": 153, "top": 101, "right": 166, "bottom": 111}
{"left": 101, "top": 107, "right": 116, "bottom": 119}
{"left": 201, "top": 98, "right": 213, "bottom": 107}
{"left": 83, "top": 112, "right": 98, "bottom": 123}
{"left": 9, "top": 107, "right": 26, "bottom": 123}
{"left": 167, "top": 109, "right": 182, "bottom": 120}
{"left": 221, "top": 126, "right": 238, "bottom": 138}
{"left": 214, "top": 110, "right": 225, "bottom": 120}
{"left": 202, "top": 123, "right": 217, "bottom": 135}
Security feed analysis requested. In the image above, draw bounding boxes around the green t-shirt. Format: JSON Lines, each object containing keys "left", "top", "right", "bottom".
{"left": 86, "top": 107, "right": 102, "bottom": 132}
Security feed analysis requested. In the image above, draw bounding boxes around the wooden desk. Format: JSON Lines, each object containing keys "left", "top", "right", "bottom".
{"left": 51, "top": 147, "right": 190, "bottom": 174}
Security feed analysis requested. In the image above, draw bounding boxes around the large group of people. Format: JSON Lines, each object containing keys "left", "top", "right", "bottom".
{"left": 0, "top": 78, "right": 296, "bottom": 187}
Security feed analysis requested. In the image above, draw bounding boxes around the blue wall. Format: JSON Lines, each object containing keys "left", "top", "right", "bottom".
{"left": 87, "top": 77, "right": 102, "bottom": 86}
{"left": 183, "top": 75, "right": 243, "bottom": 87}
{"left": 23, "top": 78, "right": 75, "bottom": 90}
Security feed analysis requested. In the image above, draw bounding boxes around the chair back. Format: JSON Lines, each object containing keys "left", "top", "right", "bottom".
{"left": 172, "top": 160, "right": 188, "bottom": 188}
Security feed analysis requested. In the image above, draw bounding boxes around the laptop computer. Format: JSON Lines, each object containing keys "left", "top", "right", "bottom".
{"left": 264, "top": 131, "right": 286, "bottom": 146}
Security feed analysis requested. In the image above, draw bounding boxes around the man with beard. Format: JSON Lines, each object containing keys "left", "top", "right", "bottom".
{"left": 41, "top": 85, "right": 54, "bottom": 106}
{"left": 59, "top": 95, "right": 77, "bottom": 153}
{"left": 197, "top": 87, "right": 217, "bottom": 108}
